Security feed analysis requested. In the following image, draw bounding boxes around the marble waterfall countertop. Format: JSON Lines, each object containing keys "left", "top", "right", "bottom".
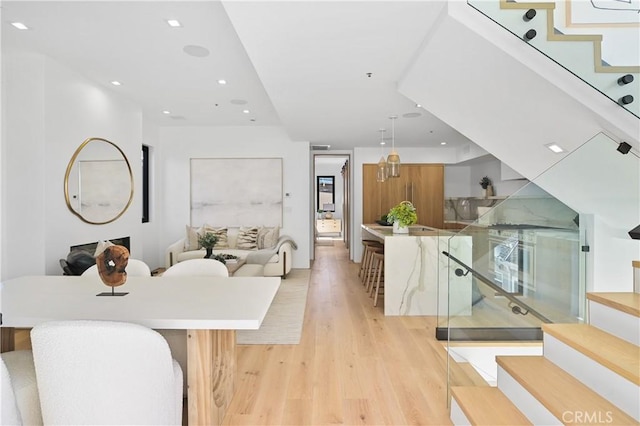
{"left": 361, "top": 224, "right": 472, "bottom": 317}
{"left": 361, "top": 224, "right": 454, "bottom": 239}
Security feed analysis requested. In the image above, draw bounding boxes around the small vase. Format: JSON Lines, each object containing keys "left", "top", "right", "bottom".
{"left": 204, "top": 247, "right": 213, "bottom": 258}
{"left": 392, "top": 222, "right": 409, "bottom": 234}
{"left": 484, "top": 185, "right": 494, "bottom": 198}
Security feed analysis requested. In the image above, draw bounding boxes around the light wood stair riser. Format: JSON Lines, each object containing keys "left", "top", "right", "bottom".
{"left": 497, "top": 356, "right": 638, "bottom": 425}
{"left": 543, "top": 326, "right": 640, "bottom": 421}
{"left": 588, "top": 298, "right": 640, "bottom": 346}
{"left": 450, "top": 386, "right": 532, "bottom": 425}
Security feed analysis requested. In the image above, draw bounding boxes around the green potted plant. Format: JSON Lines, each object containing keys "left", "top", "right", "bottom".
{"left": 387, "top": 201, "right": 417, "bottom": 233}
{"left": 198, "top": 232, "right": 219, "bottom": 258}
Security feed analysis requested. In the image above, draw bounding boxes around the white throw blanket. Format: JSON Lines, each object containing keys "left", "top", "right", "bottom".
{"left": 245, "top": 235, "right": 297, "bottom": 265}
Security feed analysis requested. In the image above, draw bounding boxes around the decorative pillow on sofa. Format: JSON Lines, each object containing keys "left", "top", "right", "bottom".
{"left": 257, "top": 226, "right": 280, "bottom": 249}
{"left": 236, "top": 226, "right": 259, "bottom": 250}
{"left": 184, "top": 225, "right": 205, "bottom": 251}
{"left": 203, "top": 226, "right": 229, "bottom": 249}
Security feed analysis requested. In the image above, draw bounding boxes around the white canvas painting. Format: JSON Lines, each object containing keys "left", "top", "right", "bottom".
{"left": 191, "top": 158, "right": 283, "bottom": 227}
{"left": 78, "top": 160, "right": 131, "bottom": 223}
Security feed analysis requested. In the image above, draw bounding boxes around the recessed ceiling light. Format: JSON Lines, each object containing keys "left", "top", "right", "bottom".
{"left": 242, "top": 109, "right": 250, "bottom": 114}
{"left": 166, "top": 19, "right": 181, "bottom": 27}
{"left": 110, "top": 81, "right": 122, "bottom": 86}
{"left": 545, "top": 143, "right": 565, "bottom": 153}
{"left": 380, "top": 142, "right": 386, "bottom": 146}
{"left": 162, "top": 110, "right": 171, "bottom": 115}
{"left": 440, "top": 142, "right": 447, "bottom": 145}
{"left": 416, "top": 104, "right": 422, "bottom": 108}
{"left": 11, "top": 22, "right": 29, "bottom": 30}
{"left": 218, "top": 79, "right": 227, "bottom": 85}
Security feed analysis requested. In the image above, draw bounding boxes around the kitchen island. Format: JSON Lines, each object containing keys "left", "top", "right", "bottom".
{"left": 362, "top": 224, "right": 472, "bottom": 317}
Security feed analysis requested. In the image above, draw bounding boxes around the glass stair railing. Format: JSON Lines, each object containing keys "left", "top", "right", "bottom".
{"left": 440, "top": 130, "right": 639, "bottom": 393}
{"left": 467, "top": 0, "right": 639, "bottom": 118}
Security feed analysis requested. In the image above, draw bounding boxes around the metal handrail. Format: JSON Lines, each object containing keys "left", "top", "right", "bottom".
{"left": 442, "top": 251, "right": 553, "bottom": 324}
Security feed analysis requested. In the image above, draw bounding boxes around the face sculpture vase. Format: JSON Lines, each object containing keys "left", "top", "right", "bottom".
{"left": 96, "top": 244, "right": 130, "bottom": 296}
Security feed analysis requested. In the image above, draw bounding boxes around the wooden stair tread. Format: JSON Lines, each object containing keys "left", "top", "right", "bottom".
{"left": 542, "top": 324, "right": 640, "bottom": 385}
{"left": 451, "top": 386, "right": 531, "bottom": 425}
{"left": 497, "top": 356, "right": 637, "bottom": 425}
{"left": 587, "top": 292, "right": 640, "bottom": 318}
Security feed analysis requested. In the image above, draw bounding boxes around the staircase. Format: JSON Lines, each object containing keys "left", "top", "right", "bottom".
{"left": 449, "top": 291, "right": 640, "bottom": 424}
{"left": 468, "top": 0, "right": 639, "bottom": 118}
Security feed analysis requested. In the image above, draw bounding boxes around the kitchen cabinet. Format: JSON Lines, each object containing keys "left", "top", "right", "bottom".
{"left": 363, "top": 164, "right": 444, "bottom": 229}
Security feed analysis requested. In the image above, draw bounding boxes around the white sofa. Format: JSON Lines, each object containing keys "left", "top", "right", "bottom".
{"left": 165, "top": 227, "right": 293, "bottom": 278}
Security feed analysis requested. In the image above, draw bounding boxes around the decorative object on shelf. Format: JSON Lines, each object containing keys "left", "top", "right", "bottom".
{"left": 198, "top": 232, "right": 219, "bottom": 258}
{"left": 387, "top": 201, "right": 417, "bottom": 234}
{"left": 376, "top": 128, "right": 388, "bottom": 183}
{"left": 217, "top": 253, "right": 239, "bottom": 264}
{"left": 479, "top": 176, "right": 494, "bottom": 198}
{"left": 386, "top": 116, "right": 400, "bottom": 178}
{"left": 95, "top": 241, "right": 130, "bottom": 296}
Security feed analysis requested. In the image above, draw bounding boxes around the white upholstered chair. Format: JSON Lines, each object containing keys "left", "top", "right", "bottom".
{"left": 30, "top": 320, "right": 183, "bottom": 425}
{"left": 81, "top": 258, "right": 152, "bottom": 277}
{"left": 159, "top": 258, "right": 229, "bottom": 394}
{"left": 1, "top": 350, "right": 43, "bottom": 425}
{"left": 161, "top": 258, "right": 229, "bottom": 277}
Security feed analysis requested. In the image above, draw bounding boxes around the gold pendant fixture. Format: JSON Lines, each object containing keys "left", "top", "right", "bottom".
{"left": 376, "top": 128, "right": 388, "bottom": 183}
{"left": 387, "top": 115, "right": 400, "bottom": 178}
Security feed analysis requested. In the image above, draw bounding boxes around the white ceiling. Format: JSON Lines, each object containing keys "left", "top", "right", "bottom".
{"left": 2, "top": 1, "right": 475, "bottom": 151}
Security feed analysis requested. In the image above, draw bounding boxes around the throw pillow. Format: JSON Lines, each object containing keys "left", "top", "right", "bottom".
{"left": 203, "top": 226, "right": 229, "bottom": 249}
{"left": 257, "top": 226, "right": 280, "bottom": 249}
{"left": 236, "top": 226, "right": 259, "bottom": 250}
{"left": 184, "top": 225, "right": 204, "bottom": 251}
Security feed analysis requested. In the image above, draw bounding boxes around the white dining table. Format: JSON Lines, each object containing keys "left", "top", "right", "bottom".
{"left": 0, "top": 274, "right": 281, "bottom": 425}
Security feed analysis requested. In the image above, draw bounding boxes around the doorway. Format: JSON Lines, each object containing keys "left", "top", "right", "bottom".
{"left": 313, "top": 154, "right": 350, "bottom": 255}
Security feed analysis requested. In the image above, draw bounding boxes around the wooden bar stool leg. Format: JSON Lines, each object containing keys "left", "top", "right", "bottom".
{"left": 373, "top": 256, "right": 384, "bottom": 307}
{"left": 367, "top": 250, "right": 383, "bottom": 295}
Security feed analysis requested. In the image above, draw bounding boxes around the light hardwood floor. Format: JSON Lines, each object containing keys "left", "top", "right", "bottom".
{"left": 222, "top": 241, "right": 457, "bottom": 425}
{"left": 14, "top": 242, "right": 477, "bottom": 425}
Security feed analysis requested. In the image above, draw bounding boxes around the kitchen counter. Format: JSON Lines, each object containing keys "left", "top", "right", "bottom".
{"left": 361, "top": 224, "right": 472, "bottom": 317}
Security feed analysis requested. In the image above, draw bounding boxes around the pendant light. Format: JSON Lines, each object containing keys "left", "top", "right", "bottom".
{"left": 387, "top": 115, "right": 400, "bottom": 177}
{"left": 376, "top": 129, "right": 388, "bottom": 183}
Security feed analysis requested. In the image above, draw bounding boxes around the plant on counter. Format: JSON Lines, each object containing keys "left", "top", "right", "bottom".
{"left": 479, "top": 176, "right": 492, "bottom": 189}
{"left": 197, "top": 232, "right": 219, "bottom": 249}
{"left": 387, "top": 201, "right": 418, "bottom": 227}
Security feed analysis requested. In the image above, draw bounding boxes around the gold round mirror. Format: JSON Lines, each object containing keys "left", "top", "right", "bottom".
{"left": 64, "top": 137, "right": 134, "bottom": 225}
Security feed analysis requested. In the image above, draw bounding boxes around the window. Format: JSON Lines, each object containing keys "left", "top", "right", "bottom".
{"left": 142, "top": 145, "right": 150, "bottom": 223}
{"left": 317, "top": 176, "right": 335, "bottom": 211}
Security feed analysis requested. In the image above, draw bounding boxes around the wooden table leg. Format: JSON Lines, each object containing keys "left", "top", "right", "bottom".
{"left": 1, "top": 327, "right": 16, "bottom": 353}
{"left": 187, "top": 329, "right": 236, "bottom": 425}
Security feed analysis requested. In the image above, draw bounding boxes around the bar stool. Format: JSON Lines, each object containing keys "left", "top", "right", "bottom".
{"left": 359, "top": 240, "right": 382, "bottom": 281}
{"left": 364, "top": 247, "right": 384, "bottom": 294}
{"left": 370, "top": 252, "right": 385, "bottom": 307}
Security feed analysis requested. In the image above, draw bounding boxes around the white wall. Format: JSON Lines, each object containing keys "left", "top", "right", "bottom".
{"left": 158, "top": 126, "right": 310, "bottom": 270}
{"left": 2, "top": 51, "right": 144, "bottom": 279}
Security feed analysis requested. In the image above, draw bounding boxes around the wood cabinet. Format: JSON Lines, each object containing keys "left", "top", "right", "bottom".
{"left": 317, "top": 219, "right": 342, "bottom": 234}
{"left": 363, "top": 164, "right": 444, "bottom": 229}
